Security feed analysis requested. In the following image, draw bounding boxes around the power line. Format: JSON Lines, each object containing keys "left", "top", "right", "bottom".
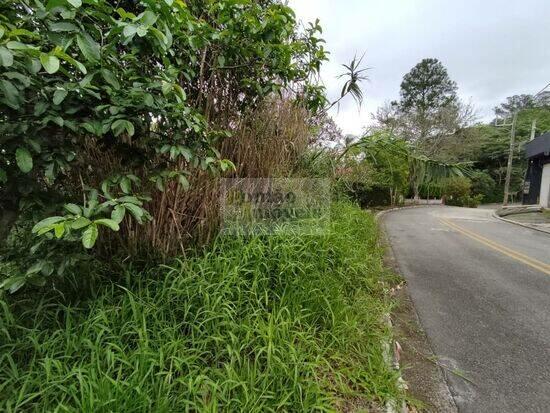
{"left": 534, "top": 82, "right": 550, "bottom": 98}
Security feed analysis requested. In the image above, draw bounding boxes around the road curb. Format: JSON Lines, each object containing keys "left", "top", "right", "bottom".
{"left": 374, "top": 204, "right": 444, "bottom": 221}
{"left": 374, "top": 207, "right": 410, "bottom": 413}
{"left": 491, "top": 211, "right": 550, "bottom": 235}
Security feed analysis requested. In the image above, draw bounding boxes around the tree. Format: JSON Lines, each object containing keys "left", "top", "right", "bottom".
{"left": 0, "top": 0, "right": 329, "bottom": 292}
{"left": 345, "top": 132, "right": 469, "bottom": 202}
{"left": 494, "top": 94, "right": 536, "bottom": 118}
{"left": 399, "top": 58, "right": 458, "bottom": 116}
{"left": 376, "top": 59, "right": 475, "bottom": 158}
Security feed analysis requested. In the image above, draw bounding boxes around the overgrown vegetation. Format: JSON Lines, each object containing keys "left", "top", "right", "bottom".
{"left": 0, "top": 0, "right": 330, "bottom": 291}
{"left": 0, "top": 203, "right": 404, "bottom": 412}
{"left": 0, "top": 1, "right": 410, "bottom": 411}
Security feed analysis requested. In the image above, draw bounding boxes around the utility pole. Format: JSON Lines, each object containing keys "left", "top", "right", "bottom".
{"left": 498, "top": 82, "right": 549, "bottom": 207}
{"left": 503, "top": 111, "right": 518, "bottom": 207}
{"left": 529, "top": 119, "right": 537, "bottom": 141}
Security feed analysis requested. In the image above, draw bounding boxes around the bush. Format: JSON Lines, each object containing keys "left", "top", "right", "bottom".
{"left": 446, "top": 194, "right": 484, "bottom": 208}
{"left": 0, "top": 0, "right": 329, "bottom": 291}
{"left": 470, "top": 171, "right": 496, "bottom": 198}
{"left": 442, "top": 176, "right": 483, "bottom": 208}
{"left": 442, "top": 176, "right": 471, "bottom": 199}
{"left": 342, "top": 182, "right": 393, "bottom": 208}
{"left": 0, "top": 203, "right": 404, "bottom": 411}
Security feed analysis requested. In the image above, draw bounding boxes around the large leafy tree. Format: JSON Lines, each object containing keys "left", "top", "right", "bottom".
{"left": 0, "top": 0, "right": 328, "bottom": 292}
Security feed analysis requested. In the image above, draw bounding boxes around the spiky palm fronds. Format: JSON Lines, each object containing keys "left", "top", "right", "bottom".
{"left": 338, "top": 54, "right": 370, "bottom": 107}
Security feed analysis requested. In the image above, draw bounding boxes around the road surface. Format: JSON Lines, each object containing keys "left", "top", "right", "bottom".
{"left": 383, "top": 206, "right": 550, "bottom": 413}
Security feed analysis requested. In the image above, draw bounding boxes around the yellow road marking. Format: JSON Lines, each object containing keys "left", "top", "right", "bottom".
{"left": 440, "top": 218, "right": 550, "bottom": 276}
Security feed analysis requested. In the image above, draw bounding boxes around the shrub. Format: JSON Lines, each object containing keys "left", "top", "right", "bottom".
{"left": 470, "top": 170, "right": 496, "bottom": 198}
{"left": 442, "top": 176, "right": 471, "bottom": 199}
{"left": 342, "top": 182, "right": 393, "bottom": 208}
{"left": 0, "top": 0, "right": 328, "bottom": 291}
{"left": 447, "top": 194, "right": 483, "bottom": 208}
{"left": 442, "top": 176, "right": 483, "bottom": 208}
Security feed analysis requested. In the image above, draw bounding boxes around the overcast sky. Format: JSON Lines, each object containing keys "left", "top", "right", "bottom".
{"left": 289, "top": 0, "right": 550, "bottom": 136}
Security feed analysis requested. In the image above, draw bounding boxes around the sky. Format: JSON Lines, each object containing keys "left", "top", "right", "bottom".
{"left": 289, "top": 0, "right": 550, "bottom": 136}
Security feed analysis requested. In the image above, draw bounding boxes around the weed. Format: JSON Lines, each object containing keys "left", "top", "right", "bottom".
{"left": 0, "top": 202, "right": 404, "bottom": 412}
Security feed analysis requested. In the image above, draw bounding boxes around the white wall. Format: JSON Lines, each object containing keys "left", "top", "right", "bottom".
{"left": 540, "top": 163, "right": 550, "bottom": 208}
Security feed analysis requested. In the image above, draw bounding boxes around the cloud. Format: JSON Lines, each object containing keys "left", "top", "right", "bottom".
{"left": 289, "top": 0, "right": 550, "bottom": 135}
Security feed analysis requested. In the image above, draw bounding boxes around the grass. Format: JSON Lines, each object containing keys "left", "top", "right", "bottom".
{"left": 0, "top": 202, "right": 404, "bottom": 412}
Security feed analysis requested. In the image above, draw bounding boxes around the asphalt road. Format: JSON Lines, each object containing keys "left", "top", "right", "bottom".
{"left": 383, "top": 206, "right": 550, "bottom": 413}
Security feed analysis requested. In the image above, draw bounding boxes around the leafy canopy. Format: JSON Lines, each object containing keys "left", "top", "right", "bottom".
{"left": 398, "top": 58, "right": 458, "bottom": 114}
{"left": 0, "top": 0, "right": 328, "bottom": 292}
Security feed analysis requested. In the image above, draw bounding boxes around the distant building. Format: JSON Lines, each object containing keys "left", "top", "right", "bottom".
{"left": 523, "top": 132, "right": 550, "bottom": 207}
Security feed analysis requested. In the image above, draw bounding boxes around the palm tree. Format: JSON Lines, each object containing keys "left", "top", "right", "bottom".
{"left": 346, "top": 133, "right": 471, "bottom": 202}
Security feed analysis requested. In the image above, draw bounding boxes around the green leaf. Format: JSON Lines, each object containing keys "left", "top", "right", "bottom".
{"left": 119, "top": 176, "right": 131, "bottom": 194}
{"left": 79, "top": 73, "right": 95, "bottom": 88}
{"left": 140, "top": 11, "right": 158, "bottom": 25}
{"left": 178, "top": 175, "right": 190, "bottom": 190}
{"left": 94, "top": 218, "right": 120, "bottom": 231}
{"left": 0, "top": 276, "right": 26, "bottom": 294}
{"left": 64, "top": 203, "right": 82, "bottom": 215}
{"left": 34, "top": 101, "right": 48, "bottom": 116}
{"left": 44, "top": 162, "right": 55, "bottom": 183}
{"left": 136, "top": 26, "right": 148, "bottom": 37}
{"left": 15, "top": 147, "right": 33, "bottom": 173}
{"left": 6, "top": 41, "right": 30, "bottom": 50}
{"left": 32, "top": 216, "right": 65, "bottom": 234}
{"left": 123, "top": 25, "right": 138, "bottom": 38}
{"left": 118, "top": 196, "right": 142, "bottom": 205}
{"left": 0, "top": 46, "right": 13, "bottom": 67}
{"left": 220, "top": 159, "right": 236, "bottom": 172}
{"left": 101, "top": 69, "right": 120, "bottom": 90}
{"left": 161, "top": 81, "right": 172, "bottom": 95}
{"left": 173, "top": 84, "right": 187, "bottom": 102}
{"left": 54, "top": 223, "right": 65, "bottom": 238}
{"left": 53, "top": 88, "right": 68, "bottom": 105}
{"left": 0, "top": 168, "right": 6, "bottom": 184}
{"left": 26, "top": 262, "right": 44, "bottom": 275}
{"left": 67, "top": 0, "right": 82, "bottom": 8}
{"left": 9, "top": 29, "right": 39, "bottom": 39}
{"left": 0, "top": 79, "right": 19, "bottom": 109}
{"left": 49, "top": 22, "right": 79, "bottom": 32}
{"left": 82, "top": 224, "right": 98, "bottom": 249}
{"left": 111, "top": 119, "right": 135, "bottom": 137}
{"left": 40, "top": 54, "right": 60, "bottom": 74}
{"left": 71, "top": 216, "right": 91, "bottom": 229}
{"left": 4, "top": 72, "right": 31, "bottom": 87}
{"left": 77, "top": 33, "right": 100, "bottom": 62}
{"left": 111, "top": 204, "right": 126, "bottom": 223}
{"left": 179, "top": 147, "right": 192, "bottom": 161}
{"left": 54, "top": 49, "right": 87, "bottom": 74}
{"left": 28, "top": 59, "right": 42, "bottom": 74}
{"left": 124, "top": 203, "right": 144, "bottom": 223}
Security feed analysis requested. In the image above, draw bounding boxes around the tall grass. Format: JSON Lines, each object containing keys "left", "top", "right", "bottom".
{"left": 0, "top": 203, "right": 403, "bottom": 412}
